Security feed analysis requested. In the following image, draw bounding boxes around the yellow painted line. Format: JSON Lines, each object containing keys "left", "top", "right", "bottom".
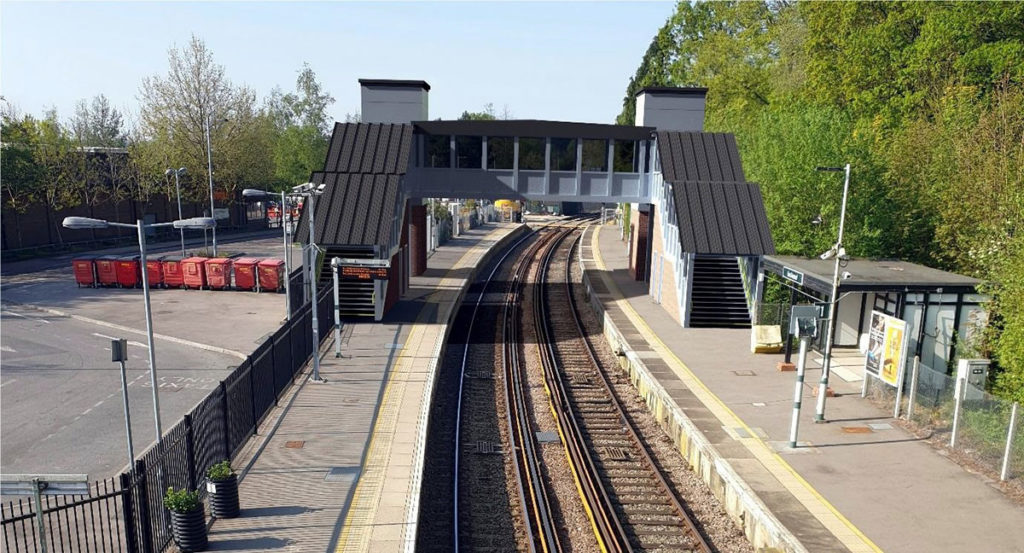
{"left": 335, "top": 229, "right": 510, "bottom": 553}
{"left": 589, "top": 226, "right": 882, "bottom": 553}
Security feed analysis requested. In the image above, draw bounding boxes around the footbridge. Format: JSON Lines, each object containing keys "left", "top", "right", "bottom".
{"left": 296, "top": 79, "right": 775, "bottom": 322}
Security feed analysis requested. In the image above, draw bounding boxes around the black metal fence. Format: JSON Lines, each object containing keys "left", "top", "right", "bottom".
{"left": 2, "top": 286, "right": 334, "bottom": 552}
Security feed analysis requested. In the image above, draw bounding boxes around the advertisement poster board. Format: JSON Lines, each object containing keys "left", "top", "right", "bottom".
{"left": 864, "top": 310, "right": 908, "bottom": 387}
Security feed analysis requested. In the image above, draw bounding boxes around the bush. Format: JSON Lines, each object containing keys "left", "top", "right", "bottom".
{"left": 163, "top": 487, "right": 200, "bottom": 513}
{"left": 206, "top": 460, "right": 234, "bottom": 481}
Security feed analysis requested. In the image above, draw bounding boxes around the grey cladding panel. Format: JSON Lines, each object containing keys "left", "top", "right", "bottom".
{"left": 670, "top": 181, "right": 775, "bottom": 255}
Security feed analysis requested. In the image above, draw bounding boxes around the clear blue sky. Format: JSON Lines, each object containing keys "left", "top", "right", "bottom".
{"left": 1, "top": 1, "right": 676, "bottom": 127}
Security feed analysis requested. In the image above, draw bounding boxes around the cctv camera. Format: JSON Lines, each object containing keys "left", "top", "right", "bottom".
{"left": 842, "top": 271, "right": 853, "bottom": 280}
{"left": 819, "top": 247, "right": 836, "bottom": 261}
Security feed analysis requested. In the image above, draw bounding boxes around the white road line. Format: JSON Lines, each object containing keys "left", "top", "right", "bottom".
{"left": 92, "top": 332, "right": 148, "bottom": 349}
{"left": 1, "top": 309, "right": 49, "bottom": 324}
{"left": 0, "top": 379, "right": 16, "bottom": 388}
{"left": 1, "top": 345, "right": 15, "bottom": 353}
{"left": 11, "top": 304, "right": 247, "bottom": 360}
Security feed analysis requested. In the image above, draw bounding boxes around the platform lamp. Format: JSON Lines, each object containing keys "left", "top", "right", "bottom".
{"left": 62, "top": 216, "right": 216, "bottom": 479}
{"left": 813, "top": 164, "right": 851, "bottom": 423}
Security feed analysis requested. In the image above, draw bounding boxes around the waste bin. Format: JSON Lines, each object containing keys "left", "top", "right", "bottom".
{"left": 182, "top": 257, "right": 208, "bottom": 290}
{"left": 146, "top": 257, "right": 165, "bottom": 288}
{"left": 257, "top": 259, "right": 286, "bottom": 292}
{"left": 116, "top": 256, "right": 141, "bottom": 288}
{"left": 205, "top": 258, "right": 233, "bottom": 290}
{"left": 162, "top": 256, "right": 185, "bottom": 288}
{"left": 96, "top": 255, "right": 120, "bottom": 287}
{"left": 72, "top": 257, "right": 96, "bottom": 288}
{"left": 233, "top": 257, "right": 262, "bottom": 291}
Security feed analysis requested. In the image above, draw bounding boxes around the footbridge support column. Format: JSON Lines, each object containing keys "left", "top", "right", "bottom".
{"left": 410, "top": 201, "right": 427, "bottom": 276}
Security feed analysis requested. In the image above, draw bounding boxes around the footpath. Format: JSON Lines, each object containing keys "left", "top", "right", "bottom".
{"left": 202, "top": 223, "right": 523, "bottom": 552}
{"left": 583, "top": 223, "right": 1024, "bottom": 553}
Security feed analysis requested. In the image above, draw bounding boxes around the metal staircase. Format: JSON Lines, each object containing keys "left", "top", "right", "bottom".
{"left": 689, "top": 256, "right": 751, "bottom": 328}
{"left": 320, "top": 246, "right": 377, "bottom": 317}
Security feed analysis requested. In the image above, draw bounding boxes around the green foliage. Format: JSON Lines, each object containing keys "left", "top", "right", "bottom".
{"left": 206, "top": 460, "right": 234, "bottom": 481}
{"left": 620, "top": 0, "right": 1024, "bottom": 400}
{"left": 163, "top": 487, "right": 201, "bottom": 513}
{"left": 459, "top": 103, "right": 496, "bottom": 121}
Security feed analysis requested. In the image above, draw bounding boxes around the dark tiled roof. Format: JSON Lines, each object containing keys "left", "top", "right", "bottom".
{"left": 296, "top": 123, "right": 411, "bottom": 246}
{"left": 322, "top": 123, "right": 413, "bottom": 173}
{"left": 296, "top": 172, "right": 402, "bottom": 246}
{"left": 413, "top": 120, "right": 655, "bottom": 141}
{"left": 656, "top": 131, "right": 745, "bottom": 182}
{"left": 670, "top": 181, "right": 775, "bottom": 256}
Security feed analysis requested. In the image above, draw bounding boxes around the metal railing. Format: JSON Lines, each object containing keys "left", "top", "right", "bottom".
{"left": 2, "top": 287, "right": 334, "bottom": 552}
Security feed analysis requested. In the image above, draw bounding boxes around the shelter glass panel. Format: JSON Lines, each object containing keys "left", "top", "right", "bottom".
{"left": 582, "top": 139, "right": 608, "bottom": 171}
{"left": 519, "top": 138, "right": 545, "bottom": 170}
{"left": 456, "top": 136, "right": 482, "bottom": 169}
{"left": 614, "top": 139, "right": 640, "bottom": 173}
{"left": 550, "top": 138, "right": 577, "bottom": 171}
{"left": 427, "top": 135, "right": 451, "bottom": 168}
{"left": 488, "top": 137, "right": 514, "bottom": 169}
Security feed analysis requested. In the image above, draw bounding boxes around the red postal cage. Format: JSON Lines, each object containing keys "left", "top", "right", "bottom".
{"left": 233, "top": 257, "right": 262, "bottom": 291}
{"left": 72, "top": 257, "right": 96, "bottom": 287}
{"left": 95, "top": 256, "right": 119, "bottom": 287}
{"left": 205, "top": 258, "right": 233, "bottom": 290}
{"left": 181, "top": 257, "right": 208, "bottom": 290}
{"left": 162, "top": 256, "right": 185, "bottom": 288}
{"left": 257, "top": 259, "right": 286, "bottom": 292}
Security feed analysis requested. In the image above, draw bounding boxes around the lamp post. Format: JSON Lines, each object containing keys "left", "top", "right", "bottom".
{"left": 164, "top": 167, "right": 187, "bottom": 256}
{"left": 62, "top": 216, "right": 216, "bottom": 446}
{"left": 244, "top": 183, "right": 326, "bottom": 382}
{"left": 813, "top": 164, "right": 851, "bottom": 423}
{"left": 331, "top": 257, "right": 342, "bottom": 358}
{"left": 204, "top": 115, "right": 227, "bottom": 256}
{"left": 244, "top": 188, "right": 295, "bottom": 319}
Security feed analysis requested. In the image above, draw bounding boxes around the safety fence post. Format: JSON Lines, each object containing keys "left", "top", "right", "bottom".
{"left": 1001, "top": 402, "right": 1019, "bottom": 482}
{"left": 906, "top": 356, "right": 920, "bottom": 420}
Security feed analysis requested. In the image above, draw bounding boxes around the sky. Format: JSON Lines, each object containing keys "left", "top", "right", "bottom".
{"left": 1, "top": 1, "right": 676, "bottom": 128}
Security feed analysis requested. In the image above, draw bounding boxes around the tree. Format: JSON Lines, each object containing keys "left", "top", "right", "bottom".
{"left": 459, "top": 103, "right": 496, "bottom": 121}
{"left": 70, "top": 94, "right": 126, "bottom": 147}
{"left": 139, "top": 35, "right": 272, "bottom": 204}
{"left": 266, "top": 63, "right": 335, "bottom": 188}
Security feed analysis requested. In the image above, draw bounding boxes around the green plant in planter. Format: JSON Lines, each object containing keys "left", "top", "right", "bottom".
{"left": 163, "top": 487, "right": 201, "bottom": 513}
{"left": 206, "top": 460, "right": 234, "bottom": 482}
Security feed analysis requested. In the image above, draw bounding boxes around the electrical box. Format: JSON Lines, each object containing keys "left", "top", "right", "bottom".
{"left": 790, "top": 306, "right": 818, "bottom": 338}
{"left": 956, "top": 359, "right": 990, "bottom": 400}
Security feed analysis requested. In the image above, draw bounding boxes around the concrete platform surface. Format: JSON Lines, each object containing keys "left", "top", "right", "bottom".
{"left": 589, "top": 224, "right": 1024, "bottom": 553}
{"left": 204, "top": 223, "right": 522, "bottom": 552}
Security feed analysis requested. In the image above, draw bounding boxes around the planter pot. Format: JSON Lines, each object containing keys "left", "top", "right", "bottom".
{"left": 170, "top": 505, "right": 208, "bottom": 552}
{"left": 207, "top": 474, "right": 240, "bottom": 518}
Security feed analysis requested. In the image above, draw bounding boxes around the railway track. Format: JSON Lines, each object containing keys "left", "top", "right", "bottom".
{"left": 534, "top": 226, "right": 713, "bottom": 553}
{"left": 442, "top": 216, "right": 715, "bottom": 553}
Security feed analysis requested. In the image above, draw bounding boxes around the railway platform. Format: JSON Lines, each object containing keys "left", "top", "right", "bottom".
{"left": 582, "top": 223, "right": 1024, "bottom": 553}
{"left": 203, "top": 222, "right": 524, "bottom": 552}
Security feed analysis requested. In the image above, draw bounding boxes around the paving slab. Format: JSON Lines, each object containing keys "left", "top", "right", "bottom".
{"left": 588, "top": 223, "right": 1024, "bottom": 553}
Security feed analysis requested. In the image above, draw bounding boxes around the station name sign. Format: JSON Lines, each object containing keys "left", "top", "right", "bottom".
{"left": 782, "top": 266, "right": 804, "bottom": 285}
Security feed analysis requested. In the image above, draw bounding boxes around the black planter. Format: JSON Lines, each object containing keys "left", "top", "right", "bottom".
{"left": 169, "top": 505, "right": 208, "bottom": 552}
{"left": 208, "top": 474, "right": 240, "bottom": 518}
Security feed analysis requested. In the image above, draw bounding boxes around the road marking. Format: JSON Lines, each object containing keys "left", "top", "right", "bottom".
{"left": 2, "top": 302, "right": 247, "bottom": 360}
{"left": 1, "top": 345, "right": 16, "bottom": 353}
{"left": 0, "top": 379, "right": 16, "bottom": 388}
{"left": 2, "top": 309, "right": 49, "bottom": 323}
{"left": 92, "top": 332, "right": 149, "bottom": 349}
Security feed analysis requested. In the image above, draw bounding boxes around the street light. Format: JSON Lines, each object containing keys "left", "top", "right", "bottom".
{"left": 204, "top": 115, "right": 228, "bottom": 256}
{"left": 62, "top": 215, "right": 216, "bottom": 448}
{"left": 164, "top": 167, "right": 187, "bottom": 256}
{"left": 243, "top": 188, "right": 294, "bottom": 320}
{"left": 813, "top": 164, "right": 851, "bottom": 423}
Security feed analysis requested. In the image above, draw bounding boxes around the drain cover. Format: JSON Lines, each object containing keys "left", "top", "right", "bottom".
{"left": 841, "top": 426, "right": 872, "bottom": 434}
{"left": 285, "top": 440, "right": 305, "bottom": 448}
